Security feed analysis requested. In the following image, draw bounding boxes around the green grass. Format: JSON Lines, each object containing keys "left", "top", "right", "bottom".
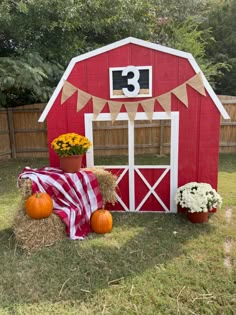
{"left": 0, "top": 154, "right": 235, "bottom": 315}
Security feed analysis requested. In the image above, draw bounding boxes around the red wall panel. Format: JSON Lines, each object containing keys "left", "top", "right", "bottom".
{"left": 46, "top": 42, "right": 221, "bottom": 211}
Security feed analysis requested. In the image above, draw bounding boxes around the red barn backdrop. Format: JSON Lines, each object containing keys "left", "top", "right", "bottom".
{"left": 39, "top": 37, "right": 230, "bottom": 213}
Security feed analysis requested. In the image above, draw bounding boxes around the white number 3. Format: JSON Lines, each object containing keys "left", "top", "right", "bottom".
{"left": 122, "top": 66, "right": 140, "bottom": 97}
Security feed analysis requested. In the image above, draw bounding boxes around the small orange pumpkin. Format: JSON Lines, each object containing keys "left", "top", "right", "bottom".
{"left": 25, "top": 192, "right": 53, "bottom": 220}
{"left": 90, "top": 209, "right": 113, "bottom": 234}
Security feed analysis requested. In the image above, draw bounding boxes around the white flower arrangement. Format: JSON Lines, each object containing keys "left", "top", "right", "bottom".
{"left": 175, "top": 182, "right": 223, "bottom": 213}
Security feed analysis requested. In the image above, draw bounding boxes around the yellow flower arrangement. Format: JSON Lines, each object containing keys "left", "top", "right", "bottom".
{"left": 51, "top": 133, "right": 92, "bottom": 157}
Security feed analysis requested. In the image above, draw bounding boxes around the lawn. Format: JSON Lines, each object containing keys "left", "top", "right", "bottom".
{"left": 0, "top": 154, "right": 235, "bottom": 315}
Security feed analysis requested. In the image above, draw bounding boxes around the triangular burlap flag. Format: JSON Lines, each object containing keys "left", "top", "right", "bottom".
{"left": 124, "top": 102, "right": 139, "bottom": 121}
{"left": 61, "top": 81, "right": 77, "bottom": 104}
{"left": 77, "top": 89, "right": 92, "bottom": 112}
{"left": 187, "top": 72, "right": 206, "bottom": 96}
{"left": 93, "top": 96, "right": 107, "bottom": 119}
{"left": 108, "top": 101, "right": 123, "bottom": 122}
{"left": 156, "top": 92, "right": 171, "bottom": 112}
{"left": 172, "top": 83, "right": 188, "bottom": 107}
{"left": 141, "top": 98, "right": 155, "bottom": 121}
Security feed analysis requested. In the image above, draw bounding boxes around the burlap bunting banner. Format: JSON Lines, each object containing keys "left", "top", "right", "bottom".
{"left": 108, "top": 101, "right": 123, "bottom": 122}
{"left": 172, "top": 83, "right": 188, "bottom": 107}
{"left": 156, "top": 92, "right": 171, "bottom": 112}
{"left": 124, "top": 102, "right": 139, "bottom": 121}
{"left": 141, "top": 99, "right": 155, "bottom": 121}
{"left": 93, "top": 96, "right": 107, "bottom": 119}
{"left": 61, "top": 81, "right": 77, "bottom": 104}
{"left": 60, "top": 72, "right": 206, "bottom": 121}
{"left": 187, "top": 72, "right": 206, "bottom": 96}
{"left": 77, "top": 89, "right": 91, "bottom": 112}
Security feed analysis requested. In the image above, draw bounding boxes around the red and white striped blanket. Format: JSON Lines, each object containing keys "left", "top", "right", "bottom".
{"left": 18, "top": 167, "right": 103, "bottom": 240}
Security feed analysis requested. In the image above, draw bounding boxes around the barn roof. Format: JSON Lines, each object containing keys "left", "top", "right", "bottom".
{"left": 39, "top": 37, "right": 230, "bottom": 122}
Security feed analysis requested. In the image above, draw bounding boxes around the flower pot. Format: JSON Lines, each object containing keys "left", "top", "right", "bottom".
{"left": 59, "top": 155, "right": 83, "bottom": 173}
{"left": 187, "top": 211, "right": 208, "bottom": 223}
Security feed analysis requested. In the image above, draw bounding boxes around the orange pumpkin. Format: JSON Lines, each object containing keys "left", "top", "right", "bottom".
{"left": 90, "top": 209, "right": 113, "bottom": 234}
{"left": 25, "top": 192, "right": 53, "bottom": 219}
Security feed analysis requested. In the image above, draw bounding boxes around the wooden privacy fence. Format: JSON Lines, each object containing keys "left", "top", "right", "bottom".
{"left": 0, "top": 104, "right": 48, "bottom": 159}
{"left": 0, "top": 96, "right": 236, "bottom": 159}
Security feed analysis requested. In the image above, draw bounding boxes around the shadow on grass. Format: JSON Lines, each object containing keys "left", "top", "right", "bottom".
{"left": 0, "top": 212, "right": 215, "bottom": 310}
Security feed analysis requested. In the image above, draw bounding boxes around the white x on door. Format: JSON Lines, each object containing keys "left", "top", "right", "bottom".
{"left": 85, "top": 112, "right": 179, "bottom": 212}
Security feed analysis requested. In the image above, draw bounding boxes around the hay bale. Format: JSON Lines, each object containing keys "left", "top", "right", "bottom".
{"left": 86, "top": 167, "right": 117, "bottom": 205}
{"left": 13, "top": 208, "right": 66, "bottom": 253}
{"left": 15, "top": 167, "right": 117, "bottom": 252}
{"left": 15, "top": 178, "right": 66, "bottom": 252}
{"left": 18, "top": 178, "right": 32, "bottom": 200}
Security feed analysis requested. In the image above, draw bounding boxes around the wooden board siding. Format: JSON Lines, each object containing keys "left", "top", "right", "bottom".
{"left": 0, "top": 109, "right": 11, "bottom": 158}
{"left": 219, "top": 96, "right": 236, "bottom": 153}
{"left": 0, "top": 104, "right": 48, "bottom": 159}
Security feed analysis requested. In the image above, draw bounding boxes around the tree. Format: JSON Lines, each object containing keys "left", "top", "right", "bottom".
{"left": 204, "top": 0, "right": 236, "bottom": 95}
{"left": 167, "top": 19, "right": 229, "bottom": 86}
{"left": 0, "top": 53, "right": 63, "bottom": 106}
{"left": 146, "top": 1, "right": 229, "bottom": 86}
{"left": 0, "top": 0, "right": 64, "bottom": 106}
{"left": 0, "top": 0, "right": 154, "bottom": 106}
{"left": 0, "top": 0, "right": 231, "bottom": 106}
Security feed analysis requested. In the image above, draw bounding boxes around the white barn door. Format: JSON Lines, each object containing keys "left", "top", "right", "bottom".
{"left": 85, "top": 112, "right": 179, "bottom": 212}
